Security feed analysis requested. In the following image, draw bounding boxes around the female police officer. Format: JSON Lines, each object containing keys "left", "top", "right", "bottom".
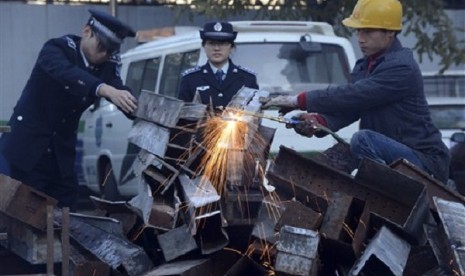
{"left": 0, "top": 9, "right": 137, "bottom": 210}
{"left": 178, "top": 21, "right": 259, "bottom": 110}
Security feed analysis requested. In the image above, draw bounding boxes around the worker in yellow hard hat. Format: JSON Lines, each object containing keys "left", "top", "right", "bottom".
{"left": 262, "top": 0, "right": 450, "bottom": 184}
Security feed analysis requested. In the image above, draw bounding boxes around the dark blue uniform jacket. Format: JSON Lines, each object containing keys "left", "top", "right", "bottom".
{"left": 304, "top": 39, "right": 450, "bottom": 183}
{"left": 0, "top": 35, "right": 130, "bottom": 179}
{"left": 178, "top": 60, "right": 259, "bottom": 109}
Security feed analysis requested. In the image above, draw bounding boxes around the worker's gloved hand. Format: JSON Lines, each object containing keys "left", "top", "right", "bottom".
{"left": 290, "top": 113, "right": 326, "bottom": 138}
{"left": 260, "top": 95, "right": 298, "bottom": 112}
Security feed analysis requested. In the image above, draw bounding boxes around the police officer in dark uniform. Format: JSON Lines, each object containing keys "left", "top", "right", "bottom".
{"left": 178, "top": 21, "right": 259, "bottom": 109}
{"left": 0, "top": 9, "right": 137, "bottom": 210}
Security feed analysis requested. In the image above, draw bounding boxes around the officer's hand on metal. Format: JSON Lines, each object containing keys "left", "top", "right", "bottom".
{"left": 290, "top": 113, "right": 325, "bottom": 138}
{"left": 98, "top": 84, "right": 138, "bottom": 114}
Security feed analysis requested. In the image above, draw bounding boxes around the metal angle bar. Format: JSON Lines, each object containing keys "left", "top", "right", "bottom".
{"left": 128, "top": 120, "right": 170, "bottom": 157}
{"left": 269, "top": 146, "right": 429, "bottom": 243}
{"left": 274, "top": 225, "right": 320, "bottom": 276}
{"left": 145, "top": 259, "right": 212, "bottom": 276}
{"left": 156, "top": 224, "right": 198, "bottom": 262}
{"left": 54, "top": 209, "right": 154, "bottom": 275}
{"left": 349, "top": 226, "right": 411, "bottom": 276}
{"left": 390, "top": 159, "right": 465, "bottom": 211}
{"left": 135, "top": 90, "right": 185, "bottom": 128}
{"left": 433, "top": 197, "right": 465, "bottom": 275}
{"left": 251, "top": 195, "right": 285, "bottom": 244}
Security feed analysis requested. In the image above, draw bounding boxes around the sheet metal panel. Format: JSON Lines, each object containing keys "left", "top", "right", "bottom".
{"left": 0, "top": 174, "right": 57, "bottom": 231}
{"left": 433, "top": 197, "right": 465, "bottom": 275}
{"left": 54, "top": 209, "right": 153, "bottom": 275}
{"left": 349, "top": 226, "right": 411, "bottom": 276}
{"left": 275, "top": 226, "right": 320, "bottom": 276}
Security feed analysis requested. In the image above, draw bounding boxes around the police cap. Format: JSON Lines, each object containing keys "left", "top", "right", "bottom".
{"left": 199, "top": 22, "right": 237, "bottom": 42}
{"left": 87, "top": 9, "right": 136, "bottom": 53}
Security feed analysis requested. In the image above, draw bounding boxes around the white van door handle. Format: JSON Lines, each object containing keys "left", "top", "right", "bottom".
{"left": 105, "top": 122, "right": 113, "bottom": 128}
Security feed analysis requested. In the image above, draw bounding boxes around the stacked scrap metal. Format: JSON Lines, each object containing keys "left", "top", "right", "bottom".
{"left": 2, "top": 89, "right": 465, "bottom": 275}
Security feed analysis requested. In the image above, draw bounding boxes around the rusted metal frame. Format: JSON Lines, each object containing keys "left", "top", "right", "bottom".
{"left": 269, "top": 146, "right": 429, "bottom": 243}
{"left": 156, "top": 224, "right": 198, "bottom": 262}
{"left": 54, "top": 209, "right": 154, "bottom": 275}
{"left": 274, "top": 225, "right": 320, "bottom": 276}
{"left": 432, "top": 197, "right": 465, "bottom": 275}
{"left": 0, "top": 174, "right": 57, "bottom": 231}
{"left": 0, "top": 210, "right": 62, "bottom": 265}
{"left": 390, "top": 158, "right": 465, "bottom": 211}
{"left": 349, "top": 226, "right": 411, "bottom": 276}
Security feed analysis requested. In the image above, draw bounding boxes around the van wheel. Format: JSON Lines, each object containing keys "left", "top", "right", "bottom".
{"left": 100, "top": 163, "right": 121, "bottom": 201}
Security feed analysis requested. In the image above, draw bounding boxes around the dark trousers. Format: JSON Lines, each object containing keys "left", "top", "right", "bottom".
{"left": 10, "top": 150, "right": 78, "bottom": 212}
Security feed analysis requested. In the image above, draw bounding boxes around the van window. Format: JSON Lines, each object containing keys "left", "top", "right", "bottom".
{"left": 429, "top": 104, "right": 465, "bottom": 130}
{"left": 233, "top": 43, "right": 350, "bottom": 94}
{"left": 159, "top": 50, "right": 200, "bottom": 97}
{"left": 423, "top": 74, "right": 465, "bottom": 97}
{"left": 125, "top": 57, "right": 161, "bottom": 97}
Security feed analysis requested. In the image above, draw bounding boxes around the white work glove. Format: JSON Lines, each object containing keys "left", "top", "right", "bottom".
{"left": 261, "top": 95, "right": 299, "bottom": 114}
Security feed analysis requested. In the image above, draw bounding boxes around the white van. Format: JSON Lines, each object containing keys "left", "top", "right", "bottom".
{"left": 77, "top": 21, "right": 358, "bottom": 199}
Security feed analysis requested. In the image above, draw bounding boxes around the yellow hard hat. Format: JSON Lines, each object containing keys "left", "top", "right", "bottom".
{"left": 342, "top": 0, "right": 402, "bottom": 31}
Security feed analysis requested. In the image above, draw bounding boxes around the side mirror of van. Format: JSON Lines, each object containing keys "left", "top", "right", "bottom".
{"left": 451, "top": 132, "right": 465, "bottom": 143}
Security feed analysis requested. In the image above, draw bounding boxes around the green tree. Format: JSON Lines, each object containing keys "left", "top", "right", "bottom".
{"left": 175, "top": 0, "right": 465, "bottom": 72}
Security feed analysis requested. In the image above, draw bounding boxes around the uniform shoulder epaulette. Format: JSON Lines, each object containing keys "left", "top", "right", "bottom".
{"left": 182, "top": 66, "right": 201, "bottom": 77}
{"left": 65, "top": 36, "right": 77, "bottom": 51}
{"left": 237, "top": 65, "right": 256, "bottom": 75}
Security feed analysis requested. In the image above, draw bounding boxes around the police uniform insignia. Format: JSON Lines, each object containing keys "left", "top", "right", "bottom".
{"left": 109, "top": 54, "right": 121, "bottom": 63}
{"left": 65, "top": 36, "right": 77, "bottom": 51}
{"left": 237, "top": 65, "right": 256, "bottom": 75}
{"left": 182, "top": 66, "right": 201, "bottom": 77}
{"left": 214, "top": 22, "right": 222, "bottom": 32}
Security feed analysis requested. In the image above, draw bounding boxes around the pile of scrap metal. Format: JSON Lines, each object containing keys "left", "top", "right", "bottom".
{"left": 1, "top": 88, "right": 465, "bottom": 275}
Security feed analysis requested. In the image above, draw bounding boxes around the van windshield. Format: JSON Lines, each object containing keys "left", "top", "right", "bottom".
{"left": 233, "top": 42, "right": 351, "bottom": 95}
